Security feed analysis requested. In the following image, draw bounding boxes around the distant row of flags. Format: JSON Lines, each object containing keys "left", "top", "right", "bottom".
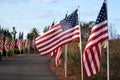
{"left": 0, "top": 30, "right": 36, "bottom": 54}
{"left": 35, "top": 0, "right": 109, "bottom": 78}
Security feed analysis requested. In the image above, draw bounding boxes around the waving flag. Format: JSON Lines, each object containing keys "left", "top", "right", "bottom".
{"left": 82, "top": 0, "right": 108, "bottom": 77}
{"left": 10, "top": 39, "right": 15, "bottom": 51}
{"left": 17, "top": 32, "right": 23, "bottom": 51}
{"left": 35, "top": 9, "right": 80, "bottom": 56}
{"left": 4, "top": 34, "right": 9, "bottom": 52}
{"left": 0, "top": 28, "right": 3, "bottom": 53}
{"left": 25, "top": 34, "right": 30, "bottom": 48}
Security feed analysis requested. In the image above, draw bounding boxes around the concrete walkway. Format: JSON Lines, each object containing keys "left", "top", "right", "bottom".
{"left": 0, "top": 54, "right": 58, "bottom": 80}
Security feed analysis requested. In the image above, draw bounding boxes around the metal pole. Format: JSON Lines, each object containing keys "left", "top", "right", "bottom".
{"left": 13, "top": 50, "right": 14, "bottom": 56}
{"left": 13, "top": 27, "right": 16, "bottom": 56}
{"left": 20, "top": 50, "right": 21, "bottom": 55}
{"left": 78, "top": 7, "right": 84, "bottom": 80}
{"left": 107, "top": 41, "right": 110, "bottom": 80}
{"left": 6, "top": 52, "right": 8, "bottom": 58}
{"left": 28, "top": 45, "right": 30, "bottom": 54}
{"left": 106, "top": 0, "right": 110, "bottom": 80}
{"left": 13, "top": 39, "right": 15, "bottom": 56}
{"left": 55, "top": 55, "right": 58, "bottom": 67}
{"left": 64, "top": 44, "right": 67, "bottom": 78}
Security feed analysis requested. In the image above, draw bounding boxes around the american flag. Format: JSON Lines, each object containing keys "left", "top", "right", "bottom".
{"left": 17, "top": 32, "right": 23, "bottom": 51}
{"left": 4, "top": 35, "right": 9, "bottom": 52}
{"left": 55, "top": 46, "right": 62, "bottom": 64}
{"left": 25, "top": 34, "right": 30, "bottom": 48}
{"left": 35, "top": 9, "right": 80, "bottom": 56}
{"left": 82, "top": 0, "right": 108, "bottom": 77}
{"left": 10, "top": 39, "right": 15, "bottom": 51}
{"left": 0, "top": 28, "right": 3, "bottom": 53}
{"left": 50, "top": 14, "right": 68, "bottom": 64}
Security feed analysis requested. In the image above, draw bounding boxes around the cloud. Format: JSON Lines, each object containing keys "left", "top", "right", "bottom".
{"left": 34, "top": 0, "right": 57, "bottom": 3}
{"left": 0, "top": 12, "right": 53, "bottom": 20}
{"left": 0, "top": 0, "right": 58, "bottom": 4}
{"left": 0, "top": 0, "right": 28, "bottom": 4}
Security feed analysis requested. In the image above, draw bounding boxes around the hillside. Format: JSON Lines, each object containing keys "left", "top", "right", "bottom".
{"left": 49, "top": 39, "right": 120, "bottom": 80}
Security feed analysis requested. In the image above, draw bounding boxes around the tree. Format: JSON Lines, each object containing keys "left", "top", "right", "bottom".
{"left": 29, "top": 28, "right": 39, "bottom": 40}
{"left": 109, "top": 24, "right": 120, "bottom": 39}
{"left": 43, "top": 25, "right": 50, "bottom": 33}
{"left": 81, "top": 21, "right": 95, "bottom": 40}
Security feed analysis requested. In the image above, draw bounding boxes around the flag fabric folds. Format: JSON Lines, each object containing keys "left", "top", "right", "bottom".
{"left": 10, "top": 39, "right": 15, "bottom": 51}
{"left": 49, "top": 20, "right": 63, "bottom": 64}
{"left": 17, "top": 32, "right": 23, "bottom": 51}
{"left": 35, "top": 9, "right": 80, "bottom": 56}
{"left": 4, "top": 35, "right": 9, "bottom": 52}
{"left": 0, "top": 28, "right": 3, "bottom": 53}
{"left": 82, "top": 0, "right": 108, "bottom": 77}
{"left": 25, "top": 34, "right": 30, "bottom": 48}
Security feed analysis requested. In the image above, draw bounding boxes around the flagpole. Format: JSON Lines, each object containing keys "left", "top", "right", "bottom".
{"left": 28, "top": 45, "right": 30, "bottom": 54}
{"left": 55, "top": 54, "right": 58, "bottom": 67}
{"left": 20, "top": 49, "right": 21, "bottom": 55}
{"left": 106, "top": 0, "right": 110, "bottom": 80}
{"left": 64, "top": 44, "right": 67, "bottom": 78}
{"left": 64, "top": 11, "right": 68, "bottom": 78}
{"left": 78, "top": 7, "right": 84, "bottom": 80}
{"left": 107, "top": 37, "right": 110, "bottom": 80}
{"left": 6, "top": 52, "right": 8, "bottom": 58}
{"left": 13, "top": 50, "right": 14, "bottom": 56}
{"left": 2, "top": 28, "right": 4, "bottom": 58}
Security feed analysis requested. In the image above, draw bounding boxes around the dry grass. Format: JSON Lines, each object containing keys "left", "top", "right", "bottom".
{"left": 49, "top": 39, "right": 120, "bottom": 80}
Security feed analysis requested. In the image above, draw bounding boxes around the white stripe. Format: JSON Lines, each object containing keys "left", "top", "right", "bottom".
{"left": 35, "top": 23, "right": 60, "bottom": 40}
{"left": 35, "top": 28, "right": 62, "bottom": 46}
{"left": 98, "top": 43, "right": 101, "bottom": 55}
{"left": 83, "top": 54, "right": 91, "bottom": 76}
{"left": 92, "top": 20, "right": 107, "bottom": 30}
{"left": 37, "top": 28, "right": 79, "bottom": 51}
{"left": 87, "top": 50, "right": 96, "bottom": 75}
{"left": 40, "top": 35, "right": 79, "bottom": 55}
{"left": 36, "top": 25, "right": 79, "bottom": 48}
{"left": 89, "top": 26, "right": 108, "bottom": 40}
{"left": 85, "top": 33, "right": 108, "bottom": 49}
{"left": 38, "top": 31, "right": 79, "bottom": 51}
{"left": 93, "top": 46, "right": 100, "bottom": 71}
{"left": 56, "top": 47, "right": 62, "bottom": 64}
{"left": 35, "top": 26, "right": 61, "bottom": 44}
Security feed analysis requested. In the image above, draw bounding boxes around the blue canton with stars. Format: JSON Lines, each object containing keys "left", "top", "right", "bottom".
{"left": 95, "top": 1, "right": 107, "bottom": 25}
{"left": 60, "top": 9, "right": 79, "bottom": 31}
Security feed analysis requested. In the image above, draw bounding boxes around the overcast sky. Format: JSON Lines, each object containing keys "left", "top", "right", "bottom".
{"left": 0, "top": 0, "right": 119, "bottom": 39}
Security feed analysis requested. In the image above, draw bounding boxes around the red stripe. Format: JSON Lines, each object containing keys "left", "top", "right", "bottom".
{"left": 85, "top": 36, "right": 108, "bottom": 51}
{"left": 90, "top": 48, "right": 99, "bottom": 73}
{"left": 84, "top": 51, "right": 93, "bottom": 76}
{"left": 40, "top": 37, "right": 79, "bottom": 56}
{"left": 82, "top": 59, "right": 88, "bottom": 76}
{"left": 36, "top": 27, "right": 79, "bottom": 46}
{"left": 36, "top": 28, "right": 79, "bottom": 49}
{"left": 5, "top": 37, "right": 9, "bottom": 52}
{"left": 38, "top": 32, "right": 79, "bottom": 52}
{"left": 17, "top": 39, "right": 23, "bottom": 51}
{"left": 35, "top": 29, "right": 62, "bottom": 46}
{"left": 10, "top": 39, "right": 15, "bottom": 50}
{"left": 91, "top": 23, "right": 108, "bottom": 34}
{"left": 35, "top": 23, "right": 61, "bottom": 41}
{"left": 87, "top": 30, "right": 108, "bottom": 43}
